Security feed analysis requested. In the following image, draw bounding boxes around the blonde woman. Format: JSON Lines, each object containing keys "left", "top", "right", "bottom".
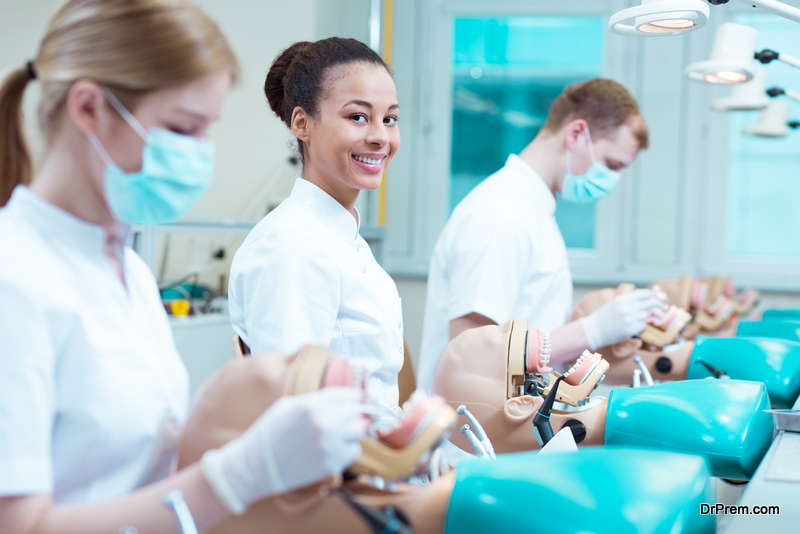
{"left": 0, "top": 1, "right": 365, "bottom": 532}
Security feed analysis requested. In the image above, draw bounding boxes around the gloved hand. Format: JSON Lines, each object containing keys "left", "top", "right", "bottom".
{"left": 579, "top": 289, "right": 665, "bottom": 350}
{"left": 200, "top": 387, "right": 367, "bottom": 514}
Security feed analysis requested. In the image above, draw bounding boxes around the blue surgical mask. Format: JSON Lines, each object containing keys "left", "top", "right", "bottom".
{"left": 561, "top": 127, "right": 620, "bottom": 204}
{"left": 88, "top": 88, "right": 215, "bottom": 225}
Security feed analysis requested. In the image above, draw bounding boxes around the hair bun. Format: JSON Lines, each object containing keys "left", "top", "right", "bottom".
{"left": 264, "top": 41, "right": 311, "bottom": 125}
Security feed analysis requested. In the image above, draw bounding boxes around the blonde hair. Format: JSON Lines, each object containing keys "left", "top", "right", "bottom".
{"left": 542, "top": 78, "right": 649, "bottom": 150}
{"left": 0, "top": 0, "right": 239, "bottom": 206}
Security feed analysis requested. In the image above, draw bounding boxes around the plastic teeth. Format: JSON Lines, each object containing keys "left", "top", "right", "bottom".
{"left": 541, "top": 332, "right": 552, "bottom": 365}
{"left": 565, "top": 350, "right": 592, "bottom": 377}
{"left": 402, "top": 389, "right": 426, "bottom": 414}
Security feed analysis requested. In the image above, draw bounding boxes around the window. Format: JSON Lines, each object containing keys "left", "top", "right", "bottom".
{"left": 450, "top": 16, "right": 605, "bottom": 249}
{"left": 726, "top": 13, "right": 800, "bottom": 259}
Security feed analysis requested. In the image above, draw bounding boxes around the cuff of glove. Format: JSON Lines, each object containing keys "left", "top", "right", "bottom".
{"left": 579, "top": 316, "right": 603, "bottom": 351}
{"left": 199, "top": 435, "right": 287, "bottom": 516}
{"left": 201, "top": 449, "right": 248, "bottom": 515}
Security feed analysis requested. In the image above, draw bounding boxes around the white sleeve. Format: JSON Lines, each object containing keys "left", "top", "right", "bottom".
{"left": 0, "top": 279, "right": 56, "bottom": 495}
{"left": 229, "top": 225, "right": 340, "bottom": 356}
{"left": 445, "top": 212, "right": 532, "bottom": 326}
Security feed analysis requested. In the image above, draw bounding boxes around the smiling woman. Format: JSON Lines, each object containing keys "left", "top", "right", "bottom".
{"left": 228, "top": 37, "right": 406, "bottom": 410}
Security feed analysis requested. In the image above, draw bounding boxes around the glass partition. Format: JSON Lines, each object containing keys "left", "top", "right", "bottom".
{"left": 450, "top": 16, "right": 605, "bottom": 249}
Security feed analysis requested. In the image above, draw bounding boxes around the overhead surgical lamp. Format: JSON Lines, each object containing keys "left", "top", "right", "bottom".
{"left": 610, "top": 0, "right": 800, "bottom": 37}
{"left": 685, "top": 22, "right": 758, "bottom": 84}
{"left": 743, "top": 101, "right": 800, "bottom": 137}
{"left": 608, "top": 0, "right": 709, "bottom": 36}
{"left": 711, "top": 67, "right": 769, "bottom": 110}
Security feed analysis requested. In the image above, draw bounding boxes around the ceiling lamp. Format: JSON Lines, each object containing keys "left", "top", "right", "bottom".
{"left": 685, "top": 22, "right": 758, "bottom": 84}
{"left": 610, "top": 0, "right": 800, "bottom": 38}
{"left": 609, "top": 0, "right": 709, "bottom": 36}
{"left": 711, "top": 67, "right": 769, "bottom": 111}
{"left": 743, "top": 101, "right": 797, "bottom": 137}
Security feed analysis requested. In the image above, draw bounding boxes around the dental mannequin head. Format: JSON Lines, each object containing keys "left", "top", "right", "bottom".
{"left": 0, "top": 0, "right": 238, "bottom": 225}
{"left": 264, "top": 38, "right": 400, "bottom": 213}
{"left": 570, "top": 286, "right": 694, "bottom": 384}
{"left": 518, "top": 79, "right": 648, "bottom": 199}
{"left": 180, "top": 348, "right": 452, "bottom": 534}
{"left": 431, "top": 321, "right": 606, "bottom": 454}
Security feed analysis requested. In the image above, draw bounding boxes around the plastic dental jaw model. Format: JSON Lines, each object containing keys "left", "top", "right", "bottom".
{"left": 616, "top": 283, "right": 692, "bottom": 349}
{"left": 433, "top": 319, "right": 610, "bottom": 455}
{"left": 505, "top": 320, "right": 608, "bottom": 405}
{"left": 572, "top": 287, "right": 800, "bottom": 408}
{"left": 653, "top": 275, "right": 760, "bottom": 335}
{"left": 571, "top": 285, "right": 696, "bottom": 385}
{"left": 274, "top": 345, "right": 459, "bottom": 480}
{"left": 431, "top": 319, "right": 775, "bottom": 480}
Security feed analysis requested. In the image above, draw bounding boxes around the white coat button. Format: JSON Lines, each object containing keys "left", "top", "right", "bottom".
{"left": 357, "top": 244, "right": 361, "bottom": 251}
{"left": 362, "top": 267, "right": 367, "bottom": 274}
{"left": 398, "top": 322, "right": 402, "bottom": 329}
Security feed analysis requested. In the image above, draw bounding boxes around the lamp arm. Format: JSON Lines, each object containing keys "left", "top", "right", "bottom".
{"left": 785, "top": 88, "right": 800, "bottom": 103}
{"left": 766, "top": 87, "right": 800, "bottom": 102}
{"left": 778, "top": 52, "right": 800, "bottom": 69}
{"left": 731, "top": 0, "right": 800, "bottom": 25}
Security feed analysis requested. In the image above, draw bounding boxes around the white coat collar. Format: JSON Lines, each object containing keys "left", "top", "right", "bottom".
{"left": 5, "top": 185, "right": 130, "bottom": 263}
{"left": 505, "top": 154, "right": 557, "bottom": 216}
{"left": 290, "top": 178, "right": 361, "bottom": 242}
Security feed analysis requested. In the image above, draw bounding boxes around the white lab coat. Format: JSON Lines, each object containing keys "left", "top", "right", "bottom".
{"left": 418, "top": 154, "right": 573, "bottom": 393}
{"left": 0, "top": 186, "right": 189, "bottom": 502}
{"left": 228, "top": 178, "right": 404, "bottom": 408}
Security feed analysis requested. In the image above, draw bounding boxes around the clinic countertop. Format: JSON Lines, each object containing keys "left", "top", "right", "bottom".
{"left": 725, "top": 397, "right": 800, "bottom": 532}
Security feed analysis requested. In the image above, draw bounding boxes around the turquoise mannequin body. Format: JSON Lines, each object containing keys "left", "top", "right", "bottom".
{"left": 605, "top": 379, "right": 774, "bottom": 480}
{"left": 446, "top": 448, "right": 714, "bottom": 534}
{"left": 763, "top": 309, "right": 800, "bottom": 320}
{"left": 686, "top": 335, "right": 800, "bottom": 408}
{"left": 738, "top": 318, "right": 800, "bottom": 342}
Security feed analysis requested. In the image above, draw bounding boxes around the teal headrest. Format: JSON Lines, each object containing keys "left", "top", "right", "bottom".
{"left": 605, "top": 380, "right": 774, "bottom": 480}
{"left": 737, "top": 319, "right": 800, "bottom": 342}
{"left": 689, "top": 336, "right": 800, "bottom": 408}
{"left": 445, "top": 448, "right": 713, "bottom": 534}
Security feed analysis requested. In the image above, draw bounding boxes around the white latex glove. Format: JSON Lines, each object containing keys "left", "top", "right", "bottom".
{"left": 579, "top": 289, "right": 664, "bottom": 350}
{"left": 200, "top": 387, "right": 366, "bottom": 514}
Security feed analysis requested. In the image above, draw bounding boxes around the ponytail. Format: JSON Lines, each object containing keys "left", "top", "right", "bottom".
{"left": 0, "top": 66, "right": 33, "bottom": 207}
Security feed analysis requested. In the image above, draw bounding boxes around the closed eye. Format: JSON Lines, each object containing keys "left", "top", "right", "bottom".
{"left": 168, "top": 125, "right": 199, "bottom": 136}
